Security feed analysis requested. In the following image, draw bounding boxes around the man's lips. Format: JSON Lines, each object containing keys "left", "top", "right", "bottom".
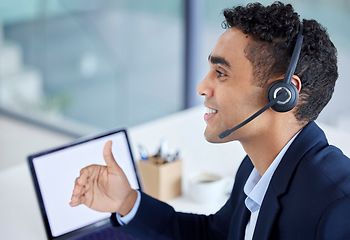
{"left": 204, "top": 106, "right": 218, "bottom": 122}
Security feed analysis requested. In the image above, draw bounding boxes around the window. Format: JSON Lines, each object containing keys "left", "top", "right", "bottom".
{"left": 0, "top": 0, "right": 184, "bottom": 133}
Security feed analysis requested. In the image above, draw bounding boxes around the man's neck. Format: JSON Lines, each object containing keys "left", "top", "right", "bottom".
{"left": 240, "top": 123, "right": 304, "bottom": 176}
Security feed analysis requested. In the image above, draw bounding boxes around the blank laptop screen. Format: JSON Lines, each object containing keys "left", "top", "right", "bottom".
{"left": 30, "top": 130, "right": 140, "bottom": 237}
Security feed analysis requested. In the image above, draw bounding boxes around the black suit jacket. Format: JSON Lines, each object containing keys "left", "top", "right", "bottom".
{"left": 114, "top": 122, "right": 350, "bottom": 239}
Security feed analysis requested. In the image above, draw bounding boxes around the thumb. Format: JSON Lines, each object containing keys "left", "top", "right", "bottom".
{"left": 103, "top": 140, "right": 122, "bottom": 174}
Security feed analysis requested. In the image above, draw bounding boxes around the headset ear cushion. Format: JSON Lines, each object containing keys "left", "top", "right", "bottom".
{"left": 266, "top": 80, "right": 299, "bottom": 112}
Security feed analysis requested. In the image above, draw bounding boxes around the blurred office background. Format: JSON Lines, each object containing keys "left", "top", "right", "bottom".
{"left": 0, "top": 0, "right": 349, "bottom": 169}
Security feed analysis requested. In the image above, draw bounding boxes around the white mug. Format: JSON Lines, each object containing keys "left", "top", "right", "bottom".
{"left": 189, "top": 172, "right": 234, "bottom": 204}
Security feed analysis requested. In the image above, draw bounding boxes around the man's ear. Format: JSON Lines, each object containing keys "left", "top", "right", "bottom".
{"left": 291, "top": 75, "right": 302, "bottom": 93}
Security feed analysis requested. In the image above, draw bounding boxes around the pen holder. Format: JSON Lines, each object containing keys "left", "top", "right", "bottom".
{"left": 138, "top": 157, "right": 182, "bottom": 201}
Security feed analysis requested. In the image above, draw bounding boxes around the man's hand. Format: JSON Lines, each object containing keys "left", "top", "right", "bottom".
{"left": 69, "top": 140, "right": 137, "bottom": 216}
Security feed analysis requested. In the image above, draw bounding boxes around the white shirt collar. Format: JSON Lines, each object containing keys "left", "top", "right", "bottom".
{"left": 244, "top": 131, "right": 300, "bottom": 213}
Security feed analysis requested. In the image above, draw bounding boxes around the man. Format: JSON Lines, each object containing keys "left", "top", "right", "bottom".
{"left": 70, "top": 2, "right": 350, "bottom": 239}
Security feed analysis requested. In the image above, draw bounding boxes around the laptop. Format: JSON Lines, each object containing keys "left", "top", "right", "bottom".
{"left": 28, "top": 128, "right": 141, "bottom": 240}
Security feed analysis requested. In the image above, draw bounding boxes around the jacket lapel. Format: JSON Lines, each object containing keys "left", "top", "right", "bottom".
{"left": 229, "top": 200, "right": 251, "bottom": 240}
{"left": 271, "top": 121, "right": 327, "bottom": 196}
{"left": 251, "top": 122, "right": 327, "bottom": 239}
{"left": 252, "top": 187, "right": 280, "bottom": 240}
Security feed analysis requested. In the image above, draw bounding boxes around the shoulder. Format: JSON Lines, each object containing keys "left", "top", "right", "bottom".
{"left": 316, "top": 197, "right": 350, "bottom": 240}
{"left": 292, "top": 122, "right": 350, "bottom": 194}
{"left": 302, "top": 142, "right": 350, "bottom": 195}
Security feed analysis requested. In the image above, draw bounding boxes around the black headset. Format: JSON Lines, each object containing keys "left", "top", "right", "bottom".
{"left": 266, "top": 24, "right": 304, "bottom": 112}
{"left": 219, "top": 24, "right": 304, "bottom": 139}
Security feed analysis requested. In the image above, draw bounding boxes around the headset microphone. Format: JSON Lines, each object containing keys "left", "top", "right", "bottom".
{"left": 219, "top": 24, "right": 304, "bottom": 139}
{"left": 219, "top": 91, "right": 288, "bottom": 139}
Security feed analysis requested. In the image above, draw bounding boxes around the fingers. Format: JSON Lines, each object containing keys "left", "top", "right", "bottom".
{"left": 70, "top": 167, "right": 92, "bottom": 207}
{"left": 70, "top": 180, "right": 85, "bottom": 206}
{"left": 70, "top": 192, "right": 87, "bottom": 207}
{"left": 70, "top": 180, "right": 91, "bottom": 207}
{"left": 103, "top": 140, "right": 122, "bottom": 174}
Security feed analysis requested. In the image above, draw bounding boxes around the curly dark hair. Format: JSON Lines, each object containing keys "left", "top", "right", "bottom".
{"left": 222, "top": 1, "right": 338, "bottom": 122}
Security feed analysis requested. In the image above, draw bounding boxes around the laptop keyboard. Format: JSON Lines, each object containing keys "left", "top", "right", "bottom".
{"left": 76, "top": 227, "right": 138, "bottom": 240}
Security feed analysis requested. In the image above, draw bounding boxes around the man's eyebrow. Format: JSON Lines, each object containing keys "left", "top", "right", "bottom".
{"left": 208, "top": 54, "right": 231, "bottom": 68}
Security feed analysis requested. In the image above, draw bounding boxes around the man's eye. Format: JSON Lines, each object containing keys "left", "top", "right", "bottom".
{"left": 216, "top": 70, "right": 225, "bottom": 77}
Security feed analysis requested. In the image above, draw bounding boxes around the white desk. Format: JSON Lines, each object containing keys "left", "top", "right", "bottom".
{"left": 1, "top": 106, "right": 349, "bottom": 239}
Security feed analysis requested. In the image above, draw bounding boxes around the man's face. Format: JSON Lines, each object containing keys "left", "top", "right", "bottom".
{"left": 197, "top": 28, "right": 269, "bottom": 143}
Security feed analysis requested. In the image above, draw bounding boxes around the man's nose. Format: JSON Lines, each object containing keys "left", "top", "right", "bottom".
{"left": 197, "top": 74, "right": 213, "bottom": 97}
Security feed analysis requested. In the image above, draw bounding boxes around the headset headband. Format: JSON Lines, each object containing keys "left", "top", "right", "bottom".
{"left": 283, "top": 23, "right": 304, "bottom": 84}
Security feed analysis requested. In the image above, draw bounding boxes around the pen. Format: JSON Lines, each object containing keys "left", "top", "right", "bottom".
{"left": 166, "top": 150, "right": 180, "bottom": 163}
{"left": 160, "top": 138, "right": 168, "bottom": 161}
{"left": 138, "top": 145, "right": 148, "bottom": 161}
